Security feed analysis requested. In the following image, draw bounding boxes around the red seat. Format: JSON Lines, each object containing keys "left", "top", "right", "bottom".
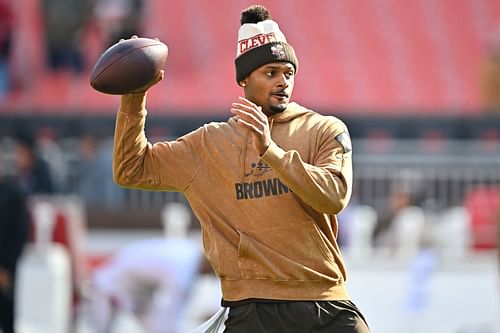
{"left": 464, "top": 186, "right": 500, "bottom": 250}
{"left": 3, "top": 0, "right": 500, "bottom": 114}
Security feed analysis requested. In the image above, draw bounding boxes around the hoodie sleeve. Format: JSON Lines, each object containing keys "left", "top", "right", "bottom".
{"left": 260, "top": 118, "right": 352, "bottom": 215}
{"left": 113, "top": 94, "right": 204, "bottom": 192}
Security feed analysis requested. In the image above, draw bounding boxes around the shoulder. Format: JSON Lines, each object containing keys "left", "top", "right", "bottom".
{"left": 202, "top": 118, "right": 246, "bottom": 138}
{"left": 292, "top": 103, "right": 349, "bottom": 135}
{"left": 203, "top": 120, "right": 233, "bottom": 131}
{"left": 178, "top": 120, "right": 228, "bottom": 139}
{"left": 178, "top": 119, "right": 242, "bottom": 146}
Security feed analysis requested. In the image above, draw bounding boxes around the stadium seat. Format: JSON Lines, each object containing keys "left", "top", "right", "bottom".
{"left": 463, "top": 186, "right": 500, "bottom": 250}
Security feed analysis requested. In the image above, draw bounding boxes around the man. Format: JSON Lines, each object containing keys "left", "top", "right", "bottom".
{"left": 0, "top": 148, "right": 30, "bottom": 333}
{"left": 0, "top": 0, "right": 13, "bottom": 98}
{"left": 112, "top": 5, "right": 370, "bottom": 332}
{"left": 90, "top": 237, "right": 202, "bottom": 333}
{"left": 479, "top": 25, "right": 500, "bottom": 112}
{"left": 13, "top": 132, "right": 54, "bottom": 195}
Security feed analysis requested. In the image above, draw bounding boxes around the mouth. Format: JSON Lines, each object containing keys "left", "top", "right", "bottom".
{"left": 271, "top": 91, "right": 289, "bottom": 102}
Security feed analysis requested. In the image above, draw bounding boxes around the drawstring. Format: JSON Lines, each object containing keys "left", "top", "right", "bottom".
{"left": 268, "top": 117, "right": 275, "bottom": 133}
{"left": 314, "top": 302, "right": 333, "bottom": 317}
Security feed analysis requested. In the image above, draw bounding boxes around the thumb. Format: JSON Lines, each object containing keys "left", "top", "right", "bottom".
{"left": 152, "top": 70, "right": 165, "bottom": 85}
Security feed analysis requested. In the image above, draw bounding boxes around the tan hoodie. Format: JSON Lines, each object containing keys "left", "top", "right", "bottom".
{"left": 113, "top": 94, "right": 353, "bottom": 302}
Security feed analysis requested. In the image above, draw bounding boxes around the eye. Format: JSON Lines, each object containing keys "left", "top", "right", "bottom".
{"left": 266, "top": 70, "right": 275, "bottom": 77}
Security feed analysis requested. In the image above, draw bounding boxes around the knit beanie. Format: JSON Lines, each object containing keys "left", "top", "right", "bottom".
{"left": 235, "top": 5, "right": 298, "bottom": 84}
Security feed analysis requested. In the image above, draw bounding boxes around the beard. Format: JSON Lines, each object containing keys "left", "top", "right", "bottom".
{"left": 269, "top": 103, "right": 287, "bottom": 114}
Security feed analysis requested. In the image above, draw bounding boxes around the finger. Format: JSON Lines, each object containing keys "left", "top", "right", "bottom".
{"left": 154, "top": 37, "right": 159, "bottom": 41}
{"left": 152, "top": 73, "right": 163, "bottom": 85}
{"left": 232, "top": 103, "right": 267, "bottom": 122}
{"left": 157, "top": 69, "right": 165, "bottom": 80}
{"left": 231, "top": 102, "right": 255, "bottom": 113}
{"left": 131, "top": 35, "right": 138, "bottom": 39}
{"left": 237, "top": 97, "right": 265, "bottom": 116}
{"left": 149, "top": 70, "right": 164, "bottom": 86}
{"left": 234, "top": 117, "right": 263, "bottom": 135}
{"left": 238, "top": 96, "right": 258, "bottom": 108}
{"left": 119, "top": 39, "right": 125, "bottom": 43}
{"left": 231, "top": 107, "right": 262, "bottom": 125}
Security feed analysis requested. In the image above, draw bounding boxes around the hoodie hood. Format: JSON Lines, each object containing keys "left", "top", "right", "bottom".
{"left": 228, "top": 102, "right": 309, "bottom": 126}
{"left": 269, "top": 102, "right": 310, "bottom": 123}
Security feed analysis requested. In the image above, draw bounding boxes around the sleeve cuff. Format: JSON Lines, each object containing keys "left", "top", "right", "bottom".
{"left": 260, "top": 141, "right": 287, "bottom": 170}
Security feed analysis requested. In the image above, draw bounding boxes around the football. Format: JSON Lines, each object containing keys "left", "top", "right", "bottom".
{"left": 90, "top": 37, "right": 168, "bottom": 95}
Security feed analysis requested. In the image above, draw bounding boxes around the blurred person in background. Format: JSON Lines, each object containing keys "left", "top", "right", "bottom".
{"left": 41, "top": 0, "right": 92, "bottom": 74}
{"left": 89, "top": 237, "right": 202, "bottom": 333}
{"left": 479, "top": 25, "right": 500, "bottom": 112}
{"left": 13, "top": 132, "right": 54, "bottom": 195}
{"left": 76, "top": 134, "right": 122, "bottom": 208}
{"left": 0, "top": 0, "right": 13, "bottom": 99}
{"left": 75, "top": 134, "right": 103, "bottom": 205}
{"left": 0, "top": 145, "right": 30, "bottom": 333}
{"left": 372, "top": 172, "right": 424, "bottom": 250}
{"left": 93, "top": 0, "right": 144, "bottom": 49}
{"left": 111, "top": 5, "right": 369, "bottom": 332}
{"left": 36, "top": 127, "right": 69, "bottom": 193}
{"left": 372, "top": 185, "right": 415, "bottom": 248}
{"left": 87, "top": 202, "right": 203, "bottom": 333}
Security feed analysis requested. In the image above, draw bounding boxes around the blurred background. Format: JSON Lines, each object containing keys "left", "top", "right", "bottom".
{"left": 0, "top": 0, "right": 499, "bottom": 332}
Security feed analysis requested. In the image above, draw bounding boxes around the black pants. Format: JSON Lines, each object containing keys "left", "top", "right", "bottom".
{"left": 224, "top": 300, "right": 370, "bottom": 333}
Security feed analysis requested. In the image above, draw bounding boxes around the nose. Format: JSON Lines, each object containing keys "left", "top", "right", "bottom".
{"left": 276, "top": 73, "right": 289, "bottom": 87}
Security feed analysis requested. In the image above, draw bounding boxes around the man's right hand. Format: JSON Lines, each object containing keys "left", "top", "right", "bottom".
{"left": 120, "top": 35, "right": 166, "bottom": 95}
{"left": 129, "top": 69, "right": 165, "bottom": 95}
